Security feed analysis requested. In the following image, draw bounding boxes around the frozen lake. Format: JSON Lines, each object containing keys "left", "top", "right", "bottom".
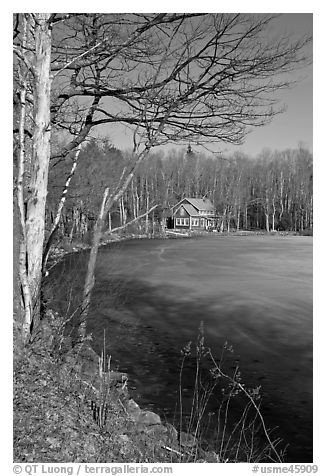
{"left": 51, "top": 234, "right": 313, "bottom": 462}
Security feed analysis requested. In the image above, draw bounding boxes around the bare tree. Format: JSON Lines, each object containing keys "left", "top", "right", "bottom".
{"left": 50, "top": 14, "right": 311, "bottom": 155}
{"left": 14, "top": 13, "right": 52, "bottom": 341}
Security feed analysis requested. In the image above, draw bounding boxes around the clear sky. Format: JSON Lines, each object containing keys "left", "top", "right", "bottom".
{"left": 101, "top": 13, "right": 313, "bottom": 158}
{"left": 229, "top": 13, "right": 313, "bottom": 157}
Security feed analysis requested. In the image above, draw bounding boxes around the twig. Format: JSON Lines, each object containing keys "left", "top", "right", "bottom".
{"left": 161, "top": 445, "right": 184, "bottom": 457}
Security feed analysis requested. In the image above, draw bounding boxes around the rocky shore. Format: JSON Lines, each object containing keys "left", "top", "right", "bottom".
{"left": 14, "top": 308, "right": 220, "bottom": 463}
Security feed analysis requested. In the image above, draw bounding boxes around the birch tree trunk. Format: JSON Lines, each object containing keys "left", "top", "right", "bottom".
{"left": 25, "top": 14, "right": 52, "bottom": 326}
{"left": 236, "top": 204, "right": 240, "bottom": 231}
{"left": 16, "top": 16, "right": 33, "bottom": 342}
{"left": 79, "top": 187, "right": 110, "bottom": 338}
{"left": 131, "top": 178, "right": 137, "bottom": 220}
{"left": 42, "top": 145, "right": 81, "bottom": 273}
{"left": 272, "top": 197, "right": 276, "bottom": 232}
{"left": 145, "top": 178, "right": 149, "bottom": 235}
{"left": 265, "top": 211, "right": 270, "bottom": 232}
{"left": 108, "top": 211, "right": 112, "bottom": 232}
{"left": 19, "top": 14, "right": 52, "bottom": 336}
{"left": 244, "top": 203, "right": 248, "bottom": 230}
{"left": 18, "top": 82, "right": 33, "bottom": 341}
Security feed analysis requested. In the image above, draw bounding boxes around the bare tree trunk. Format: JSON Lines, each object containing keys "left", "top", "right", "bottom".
{"left": 272, "top": 197, "right": 276, "bottom": 232}
{"left": 78, "top": 120, "right": 169, "bottom": 336}
{"left": 24, "top": 14, "right": 52, "bottom": 332}
{"left": 264, "top": 195, "right": 270, "bottom": 233}
{"left": 79, "top": 194, "right": 157, "bottom": 338}
{"left": 80, "top": 212, "right": 88, "bottom": 237}
{"left": 244, "top": 203, "right": 248, "bottom": 230}
{"left": 220, "top": 208, "right": 227, "bottom": 233}
{"left": 131, "top": 178, "right": 137, "bottom": 220}
{"left": 236, "top": 204, "right": 240, "bottom": 231}
{"left": 294, "top": 210, "right": 297, "bottom": 231}
{"left": 152, "top": 210, "right": 155, "bottom": 237}
{"left": 70, "top": 207, "right": 79, "bottom": 241}
{"left": 119, "top": 196, "right": 127, "bottom": 227}
{"left": 69, "top": 220, "right": 75, "bottom": 243}
{"left": 119, "top": 198, "right": 123, "bottom": 227}
{"left": 136, "top": 193, "right": 141, "bottom": 231}
{"left": 108, "top": 211, "right": 112, "bottom": 232}
{"left": 79, "top": 187, "right": 110, "bottom": 338}
{"left": 265, "top": 213, "right": 270, "bottom": 232}
{"left": 145, "top": 178, "right": 149, "bottom": 235}
{"left": 16, "top": 19, "right": 33, "bottom": 342}
{"left": 279, "top": 171, "right": 284, "bottom": 224}
{"left": 42, "top": 145, "right": 81, "bottom": 273}
{"left": 310, "top": 197, "right": 313, "bottom": 229}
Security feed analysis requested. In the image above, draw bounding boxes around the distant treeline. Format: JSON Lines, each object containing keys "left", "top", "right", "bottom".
{"left": 47, "top": 140, "right": 313, "bottom": 241}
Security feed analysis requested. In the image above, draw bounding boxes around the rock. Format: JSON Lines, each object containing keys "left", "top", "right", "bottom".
{"left": 108, "top": 371, "right": 128, "bottom": 385}
{"left": 165, "top": 423, "right": 178, "bottom": 443}
{"left": 79, "top": 345, "right": 100, "bottom": 364}
{"left": 81, "top": 361, "right": 98, "bottom": 377}
{"left": 140, "top": 424, "right": 168, "bottom": 438}
{"left": 179, "top": 431, "right": 198, "bottom": 448}
{"left": 126, "top": 399, "right": 142, "bottom": 418}
{"left": 136, "top": 410, "right": 161, "bottom": 426}
{"left": 203, "top": 450, "right": 220, "bottom": 463}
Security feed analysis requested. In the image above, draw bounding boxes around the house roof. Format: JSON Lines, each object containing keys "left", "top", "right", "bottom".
{"left": 181, "top": 203, "right": 200, "bottom": 216}
{"left": 172, "top": 203, "right": 199, "bottom": 217}
{"left": 186, "top": 198, "right": 215, "bottom": 211}
{"left": 172, "top": 197, "right": 215, "bottom": 212}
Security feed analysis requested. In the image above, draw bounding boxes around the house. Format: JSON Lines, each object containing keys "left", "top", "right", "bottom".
{"left": 169, "top": 197, "right": 217, "bottom": 230}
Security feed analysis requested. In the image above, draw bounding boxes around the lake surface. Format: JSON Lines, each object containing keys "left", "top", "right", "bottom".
{"left": 50, "top": 235, "right": 313, "bottom": 462}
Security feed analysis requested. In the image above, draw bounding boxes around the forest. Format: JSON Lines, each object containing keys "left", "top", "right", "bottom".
{"left": 47, "top": 139, "right": 313, "bottom": 242}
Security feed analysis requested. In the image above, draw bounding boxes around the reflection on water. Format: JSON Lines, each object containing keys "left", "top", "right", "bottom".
{"left": 48, "top": 235, "right": 313, "bottom": 462}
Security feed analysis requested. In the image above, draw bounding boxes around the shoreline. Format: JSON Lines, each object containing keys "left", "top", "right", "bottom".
{"left": 46, "top": 228, "right": 312, "bottom": 269}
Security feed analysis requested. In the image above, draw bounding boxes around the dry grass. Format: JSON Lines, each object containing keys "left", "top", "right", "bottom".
{"left": 175, "top": 323, "right": 286, "bottom": 463}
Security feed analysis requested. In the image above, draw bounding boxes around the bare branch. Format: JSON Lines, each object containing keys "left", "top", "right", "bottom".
{"left": 108, "top": 204, "right": 158, "bottom": 234}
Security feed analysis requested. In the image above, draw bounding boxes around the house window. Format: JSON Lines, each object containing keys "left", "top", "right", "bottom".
{"left": 176, "top": 218, "right": 189, "bottom": 226}
{"left": 191, "top": 219, "right": 199, "bottom": 226}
